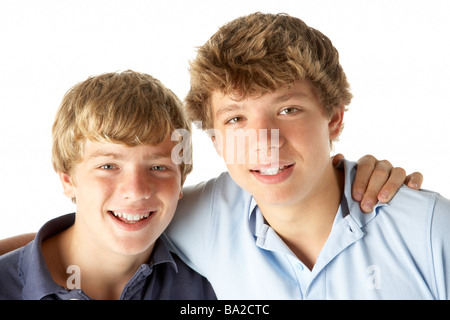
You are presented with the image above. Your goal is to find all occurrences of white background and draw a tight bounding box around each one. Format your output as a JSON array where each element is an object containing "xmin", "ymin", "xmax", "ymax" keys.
[{"xmin": 0, "ymin": 0, "xmax": 449, "ymax": 238}]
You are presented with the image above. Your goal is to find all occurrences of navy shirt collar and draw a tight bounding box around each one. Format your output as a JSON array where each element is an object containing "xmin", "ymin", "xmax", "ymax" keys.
[{"xmin": 21, "ymin": 213, "xmax": 75, "ymax": 299}]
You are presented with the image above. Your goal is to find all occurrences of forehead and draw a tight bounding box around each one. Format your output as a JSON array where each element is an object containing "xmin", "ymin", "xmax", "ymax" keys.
[
  {"xmin": 211, "ymin": 80, "xmax": 318, "ymax": 113},
  {"xmin": 83, "ymin": 137, "xmax": 176, "ymax": 162}
]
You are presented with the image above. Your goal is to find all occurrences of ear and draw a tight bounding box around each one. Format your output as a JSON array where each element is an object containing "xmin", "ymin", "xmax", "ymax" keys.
[
  {"xmin": 58, "ymin": 172, "xmax": 76, "ymax": 199},
  {"xmin": 328, "ymin": 105, "xmax": 345, "ymax": 141}
]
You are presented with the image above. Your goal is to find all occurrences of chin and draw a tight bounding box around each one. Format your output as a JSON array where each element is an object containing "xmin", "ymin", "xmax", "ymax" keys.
[{"xmin": 110, "ymin": 234, "xmax": 156, "ymax": 257}]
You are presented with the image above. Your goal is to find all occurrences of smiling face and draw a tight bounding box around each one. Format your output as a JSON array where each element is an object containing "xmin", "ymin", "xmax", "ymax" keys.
[
  {"xmin": 59, "ymin": 137, "xmax": 182, "ymax": 256},
  {"xmin": 211, "ymin": 80, "xmax": 344, "ymax": 211}
]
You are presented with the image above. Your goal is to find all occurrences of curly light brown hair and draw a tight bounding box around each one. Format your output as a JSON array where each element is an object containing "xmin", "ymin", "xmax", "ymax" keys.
[
  {"xmin": 52, "ymin": 70, "xmax": 192, "ymax": 186},
  {"xmin": 185, "ymin": 12, "xmax": 352, "ymax": 132}
]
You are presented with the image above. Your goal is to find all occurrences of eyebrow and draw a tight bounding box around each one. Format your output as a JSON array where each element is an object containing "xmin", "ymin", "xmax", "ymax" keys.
[
  {"xmin": 88, "ymin": 151, "xmax": 124, "ymax": 161},
  {"xmin": 215, "ymin": 91, "xmax": 310, "ymax": 119},
  {"xmin": 87, "ymin": 150, "xmax": 172, "ymax": 161},
  {"xmin": 214, "ymin": 103, "xmax": 244, "ymax": 119},
  {"xmin": 271, "ymin": 92, "xmax": 308, "ymax": 104}
]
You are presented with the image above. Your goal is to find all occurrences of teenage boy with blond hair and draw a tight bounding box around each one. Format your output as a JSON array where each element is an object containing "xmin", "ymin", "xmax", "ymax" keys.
[
  {"xmin": 166, "ymin": 12, "xmax": 450, "ymax": 299},
  {"xmin": 0, "ymin": 70, "xmax": 216, "ymax": 300}
]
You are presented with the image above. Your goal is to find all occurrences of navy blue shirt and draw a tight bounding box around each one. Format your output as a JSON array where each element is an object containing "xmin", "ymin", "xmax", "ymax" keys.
[{"xmin": 0, "ymin": 213, "xmax": 216, "ymax": 300}]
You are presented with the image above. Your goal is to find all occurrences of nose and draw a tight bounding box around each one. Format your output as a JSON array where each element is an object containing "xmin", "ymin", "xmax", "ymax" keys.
[
  {"xmin": 249, "ymin": 115, "xmax": 282, "ymax": 145},
  {"xmin": 119, "ymin": 169, "xmax": 152, "ymax": 201},
  {"xmin": 248, "ymin": 116, "xmax": 284, "ymax": 164}
]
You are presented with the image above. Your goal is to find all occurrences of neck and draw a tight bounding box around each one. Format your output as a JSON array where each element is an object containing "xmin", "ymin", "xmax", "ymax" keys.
[
  {"xmin": 42, "ymin": 224, "xmax": 153, "ymax": 300},
  {"xmin": 259, "ymin": 163, "xmax": 344, "ymax": 270}
]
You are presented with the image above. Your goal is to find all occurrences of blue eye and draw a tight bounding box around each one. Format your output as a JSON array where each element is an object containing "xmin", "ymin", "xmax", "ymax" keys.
[
  {"xmin": 100, "ymin": 164, "xmax": 116, "ymax": 170},
  {"xmin": 151, "ymin": 166, "xmax": 166, "ymax": 171}
]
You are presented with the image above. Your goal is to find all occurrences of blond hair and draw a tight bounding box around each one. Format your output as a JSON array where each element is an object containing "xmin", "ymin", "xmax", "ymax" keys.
[
  {"xmin": 52, "ymin": 70, "xmax": 192, "ymax": 185},
  {"xmin": 186, "ymin": 12, "xmax": 352, "ymax": 132}
]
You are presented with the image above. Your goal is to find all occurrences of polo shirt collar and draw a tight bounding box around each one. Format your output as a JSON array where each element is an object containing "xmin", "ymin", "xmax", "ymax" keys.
[
  {"xmin": 22, "ymin": 213, "xmax": 75, "ymax": 300},
  {"xmin": 249, "ymin": 198, "xmax": 293, "ymax": 255},
  {"xmin": 150, "ymin": 235, "xmax": 178, "ymax": 273},
  {"xmin": 337, "ymin": 159, "xmax": 389, "ymax": 228}
]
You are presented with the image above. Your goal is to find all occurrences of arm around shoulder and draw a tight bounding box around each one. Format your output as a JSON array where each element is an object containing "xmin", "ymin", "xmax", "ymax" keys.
[{"xmin": 0, "ymin": 233, "xmax": 36, "ymax": 256}]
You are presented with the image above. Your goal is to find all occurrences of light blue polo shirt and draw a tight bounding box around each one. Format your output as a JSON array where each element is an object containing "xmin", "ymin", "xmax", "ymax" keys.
[{"xmin": 166, "ymin": 159, "xmax": 450, "ymax": 299}]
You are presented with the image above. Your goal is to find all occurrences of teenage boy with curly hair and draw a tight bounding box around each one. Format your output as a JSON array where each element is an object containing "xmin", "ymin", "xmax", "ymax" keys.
[{"xmin": 166, "ymin": 12, "xmax": 450, "ymax": 299}]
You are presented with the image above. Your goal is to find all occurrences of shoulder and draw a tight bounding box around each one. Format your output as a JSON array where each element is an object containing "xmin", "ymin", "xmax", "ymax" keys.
[
  {"xmin": 375, "ymin": 186, "xmax": 447, "ymax": 226},
  {"xmin": 150, "ymin": 237, "xmax": 216, "ymax": 299},
  {"xmin": 0, "ymin": 246, "xmax": 27, "ymax": 299},
  {"xmin": 0, "ymin": 246, "xmax": 23, "ymax": 273},
  {"xmin": 426, "ymin": 191, "xmax": 450, "ymax": 239},
  {"xmin": 425, "ymin": 192, "xmax": 450, "ymax": 298},
  {"xmin": 432, "ymin": 191, "xmax": 450, "ymax": 215},
  {"xmin": 384, "ymin": 186, "xmax": 449, "ymax": 218},
  {"xmin": 170, "ymin": 171, "xmax": 250, "ymax": 232},
  {"xmin": 374, "ymin": 187, "xmax": 450, "ymax": 246},
  {"xmin": 166, "ymin": 172, "xmax": 252, "ymax": 268},
  {"xmin": 180, "ymin": 172, "xmax": 244, "ymax": 209},
  {"xmin": 169, "ymin": 252, "xmax": 216, "ymax": 299}
]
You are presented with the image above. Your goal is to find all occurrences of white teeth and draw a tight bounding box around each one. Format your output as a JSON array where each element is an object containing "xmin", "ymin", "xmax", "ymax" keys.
[
  {"xmin": 260, "ymin": 167, "xmax": 280, "ymax": 175},
  {"xmin": 111, "ymin": 211, "xmax": 151, "ymax": 222},
  {"xmin": 259, "ymin": 166, "xmax": 288, "ymax": 176}
]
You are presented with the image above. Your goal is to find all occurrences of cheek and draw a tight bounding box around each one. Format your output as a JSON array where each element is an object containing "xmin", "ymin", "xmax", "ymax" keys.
[
  {"xmin": 74, "ymin": 176, "xmax": 115, "ymax": 206},
  {"xmin": 290, "ymin": 119, "xmax": 330, "ymax": 149},
  {"xmin": 158, "ymin": 180, "xmax": 182, "ymax": 210},
  {"xmin": 281, "ymin": 123, "xmax": 332, "ymax": 171}
]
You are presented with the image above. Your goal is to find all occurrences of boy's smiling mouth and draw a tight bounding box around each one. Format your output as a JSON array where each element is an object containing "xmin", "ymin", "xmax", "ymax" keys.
[
  {"xmin": 108, "ymin": 210, "xmax": 156, "ymax": 224},
  {"xmin": 250, "ymin": 162, "xmax": 295, "ymax": 176},
  {"xmin": 249, "ymin": 162, "xmax": 295, "ymax": 184},
  {"xmin": 255, "ymin": 164, "xmax": 294, "ymax": 176}
]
